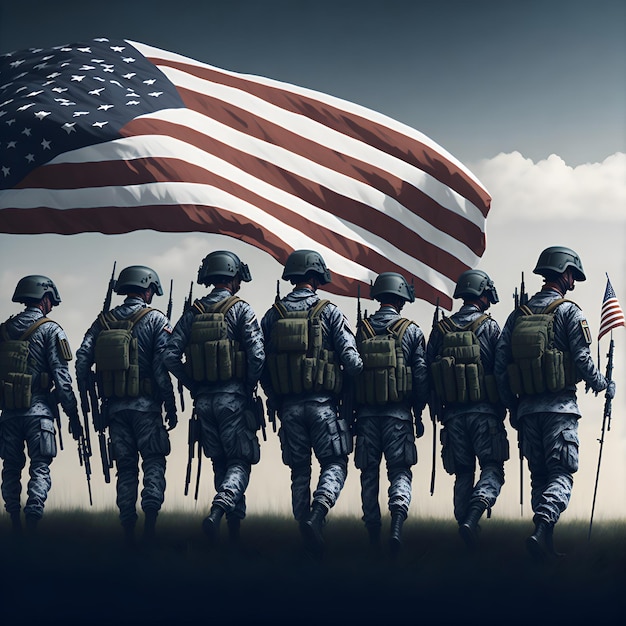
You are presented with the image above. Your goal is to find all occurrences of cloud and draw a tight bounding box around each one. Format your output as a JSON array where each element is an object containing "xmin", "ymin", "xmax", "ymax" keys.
[{"xmin": 471, "ymin": 152, "xmax": 626, "ymax": 222}]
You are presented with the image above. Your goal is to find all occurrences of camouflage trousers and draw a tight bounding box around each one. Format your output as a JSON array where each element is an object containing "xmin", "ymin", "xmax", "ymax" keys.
[
  {"xmin": 278, "ymin": 398, "xmax": 351, "ymax": 522},
  {"xmin": 354, "ymin": 415, "xmax": 416, "ymax": 528},
  {"xmin": 109, "ymin": 409, "xmax": 170, "ymax": 527},
  {"xmin": 0, "ymin": 415, "xmax": 56, "ymax": 520},
  {"xmin": 440, "ymin": 413, "xmax": 509, "ymax": 523},
  {"xmin": 520, "ymin": 411, "xmax": 578, "ymax": 525},
  {"xmin": 195, "ymin": 392, "xmax": 260, "ymax": 520}
]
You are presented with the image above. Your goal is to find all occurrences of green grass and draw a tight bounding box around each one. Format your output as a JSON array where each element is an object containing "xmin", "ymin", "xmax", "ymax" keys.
[{"xmin": 1, "ymin": 512, "xmax": 624, "ymax": 625}]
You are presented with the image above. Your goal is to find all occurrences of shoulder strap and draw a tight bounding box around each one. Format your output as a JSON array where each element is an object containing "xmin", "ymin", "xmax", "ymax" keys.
[
  {"xmin": 21, "ymin": 317, "xmax": 55, "ymax": 340},
  {"xmin": 518, "ymin": 298, "xmax": 573, "ymax": 316},
  {"xmin": 308, "ymin": 299, "xmax": 330, "ymax": 319},
  {"xmin": 192, "ymin": 296, "xmax": 241, "ymax": 316},
  {"xmin": 358, "ymin": 318, "xmax": 376, "ymax": 340},
  {"xmin": 98, "ymin": 307, "xmax": 153, "ymax": 330},
  {"xmin": 388, "ymin": 317, "xmax": 413, "ymax": 340},
  {"xmin": 129, "ymin": 307, "xmax": 154, "ymax": 326}
]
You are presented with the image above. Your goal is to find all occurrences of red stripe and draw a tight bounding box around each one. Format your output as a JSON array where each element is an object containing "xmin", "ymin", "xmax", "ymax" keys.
[
  {"xmin": 0, "ymin": 205, "xmax": 452, "ymax": 307},
  {"xmin": 147, "ymin": 56, "xmax": 491, "ymax": 215}
]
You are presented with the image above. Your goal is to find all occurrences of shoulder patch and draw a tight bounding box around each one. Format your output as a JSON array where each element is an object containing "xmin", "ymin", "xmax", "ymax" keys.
[
  {"xmin": 580, "ymin": 320, "xmax": 592, "ymax": 345},
  {"xmin": 57, "ymin": 336, "xmax": 73, "ymax": 361}
]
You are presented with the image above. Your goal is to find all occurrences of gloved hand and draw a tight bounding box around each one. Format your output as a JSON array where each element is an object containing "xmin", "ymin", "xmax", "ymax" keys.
[
  {"xmin": 69, "ymin": 414, "xmax": 84, "ymax": 441},
  {"xmin": 165, "ymin": 410, "xmax": 178, "ymax": 431},
  {"xmin": 414, "ymin": 416, "xmax": 425, "ymax": 439},
  {"xmin": 605, "ymin": 380, "xmax": 616, "ymax": 400}
]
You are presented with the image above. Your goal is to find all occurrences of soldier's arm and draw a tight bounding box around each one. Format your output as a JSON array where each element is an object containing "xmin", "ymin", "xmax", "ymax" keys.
[
  {"xmin": 149, "ymin": 311, "xmax": 177, "ymax": 415},
  {"xmin": 162, "ymin": 311, "xmax": 196, "ymax": 391},
  {"xmin": 326, "ymin": 304, "xmax": 363, "ymax": 376},
  {"xmin": 47, "ymin": 325, "xmax": 80, "ymax": 423}
]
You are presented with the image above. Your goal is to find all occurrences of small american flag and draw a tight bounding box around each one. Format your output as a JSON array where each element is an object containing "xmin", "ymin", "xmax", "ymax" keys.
[
  {"xmin": 0, "ymin": 38, "xmax": 492, "ymax": 307},
  {"xmin": 598, "ymin": 275, "xmax": 625, "ymax": 341}
]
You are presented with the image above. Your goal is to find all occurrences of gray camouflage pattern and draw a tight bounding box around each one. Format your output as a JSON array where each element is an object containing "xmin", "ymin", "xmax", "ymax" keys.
[
  {"xmin": 0, "ymin": 308, "xmax": 79, "ymax": 520},
  {"xmin": 109, "ymin": 408, "xmax": 170, "ymax": 525}
]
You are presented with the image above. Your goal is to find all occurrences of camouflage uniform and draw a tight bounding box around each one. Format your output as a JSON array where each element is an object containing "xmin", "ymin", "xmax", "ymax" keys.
[
  {"xmin": 0, "ymin": 308, "xmax": 80, "ymax": 526},
  {"xmin": 495, "ymin": 289, "xmax": 608, "ymax": 530},
  {"xmin": 355, "ymin": 306, "xmax": 429, "ymax": 539},
  {"xmin": 76, "ymin": 296, "xmax": 176, "ymax": 532},
  {"xmin": 261, "ymin": 287, "xmax": 363, "ymax": 524},
  {"xmin": 164, "ymin": 288, "xmax": 265, "ymax": 527},
  {"xmin": 427, "ymin": 305, "xmax": 509, "ymax": 525}
]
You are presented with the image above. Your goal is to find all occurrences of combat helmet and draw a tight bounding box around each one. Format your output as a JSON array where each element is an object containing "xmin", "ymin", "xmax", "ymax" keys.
[
  {"xmin": 282, "ymin": 250, "xmax": 331, "ymax": 285},
  {"xmin": 12, "ymin": 275, "xmax": 61, "ymax": 306},
  {"xmin": 533, "ymin": 246, "xmax": 586, "ymax": 281},
  {"xmin": 454, "ymin": 269, "xmax": 499, "ymax": 304},
  {"xmin": 197, "ymin": 251, "xmax": 251, "ymax": 286},
  {"xmin": 371, "ymin": 272, "xmax": 415, "ymax": 303},
  {"xmin": 115, "ymin": 266, "xmax": 164, "ymax": 295}
]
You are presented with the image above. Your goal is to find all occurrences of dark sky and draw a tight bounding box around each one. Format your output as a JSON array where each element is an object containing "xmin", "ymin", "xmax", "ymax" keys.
[{"xmin": 1, "ymin": 0, "xmax": 624, "ymax": 166}]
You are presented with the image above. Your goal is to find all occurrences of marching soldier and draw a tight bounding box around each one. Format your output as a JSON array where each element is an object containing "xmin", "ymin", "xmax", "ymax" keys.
[
  {"xmin": 163, "ymin": 251, "xmax": 265, "ymax": 545},
  {"xmin": 260, "ymin": 250, "xmax": 363, "ymax": 557},
  {"xmin": 0, "ymin": 276, "xmax": 82, "ymax": 534},
  {"xmin": 76, "ymin": 265, "xmax": 177, "ymax": 545},
  {"xmin": 494, "ymin": 247, "xmax": 614, "ymax": 559},
  {"xmin": 353, "ymin": 272, "xmax": 429, "ymax": 556},
  {"xmin": 427, "ymin": 269, "xmax": 508, "ymax": 548}
]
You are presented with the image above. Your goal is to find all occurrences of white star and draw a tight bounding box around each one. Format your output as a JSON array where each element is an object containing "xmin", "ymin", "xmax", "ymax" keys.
[
  {"xmin": 0, "ymin": 99, "xmax": 13, "ymax": 107},
  {"xmin": 25, "ymin": 153, "xmax": 35, "ymax": 163},
  {"xmin": 33, "ymin": 63, "xmax": 48, "ymax": 70},
  {"xmin": 148, "ymin": 92, "xmax": 163, "ymax": 98},
  {"xmin": 2, "ymin": 166, "xmax": 9, "ymax": 177},
  {"xmin": 77, "ymin": 47, "xmax": 92, "ymax": 53},
  {"xmin": 42, "ymin": 55, "xmax": 54, "ymax": 61},
  {"xmin": 34, "ymin": 110, "xmax": 51, "ymax": 120},
  {"xmin": 7, "ymin": 141, "xmax": 16, "ymax": 148},
  {"xmin": 110, "ymin": 46, "xmax": 125, "ymax": 52},
  {"xmin": 71, "ymin": 75, "xmax": 86, "ymax": 82},
  {"xmin": 143, "ymin": 79, "xmax": 156, "ymax": 85},
  {"xmin": 62, "ymin": 122, "xmax": 76, "ymax": 134},
  {"xmin": 22, "ymin": 127, "xmax": 31, "ymax": 136},
  {"xmin": 17, "ymin": 103, "xmax": 36, "ymax": 112},
  {"xmin": 51, "ymin": 87, "xmax": 68, "ymax": 93},
  {"xmin": 41, "ymin": 139, "xmax": 51, "ymax": 149},
  {"xmin": 122, "ymin": 56, "xmax": 136, "ymax": 64},
  {"xmin": 47, "ymin": 72, "xmax": 61, "ymax": 79},
  {"xmin": 15, "ymin": 86, "xmax": 28, "ymax": 94},
  {"xmin": 122, "ymin": 73, "xmax": 136, "ymax": 79},
  {"xmin": 79, "ymin": 65, "xmax": 96, "ymax": 71},
  {"xmin": 98, "ymin": 104, "xmax": 114, "ymax": 111},
  {"xmin": 56, "ymin": 99, "xmax": 76, "ymax": 107},
  {"xmin": 92, "ymin": 121, "xmax": 108, "ymax": 128},
  {"xmin": 26, "ymin": 90, "xmax": 44, "ymax": 98},
  {"xmin": 126, "ymin": 100, "xmax": 140, "ymax": 106},
  {"xmin": 42, "ymin": 81, "xmax": 56, "ymax": 86},
  {"xmin": 89, "ymin": 88, "xmax": 105, "ymax": 96},
  {"xmin": 93, "ymin": 76, "xmax": 106, "ymax": 82},
  {"xmin": 126, "ymin": 91, "xmax": 140, "ymax": 98},
  {"xmin": 94, "ymin": 38, "xmax": 109, "ymax": 43},
  {"xmin": 6, "ymin": 119, "xmax": 16, "ymax": 126},
  {"xmin": 109, "ymin": 80, "xmax": 123, "ymax": 88},
  {"xmin": 102, "ymin": 65, "xmax": 115, "ymax": 73},
  {"xmin": 0, "ymin": 112, "xmax": 5, "ymax": 118},
  {"xmin": 73, "ymin": 111, "xmax": 90, "ymax": 117},
  {"xmin": 10, "ymin": 59, "xmax": 24, "ymax": 68}
]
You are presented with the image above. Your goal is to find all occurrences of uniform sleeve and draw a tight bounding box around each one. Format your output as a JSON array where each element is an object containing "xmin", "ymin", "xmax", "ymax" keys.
[
  {"xmin": 236, "ymin": 302, "xmax": 265, "ymax": 393},
  {"xmin": 406, "ymin": 324, "xmax": 429, "ymax": 413},
  {"xmin": 494, "ymin": 313, "xmax": 518, "ymax": 410},
  {"xmin": 48, "ymin": 325, "xmax": 79, "ymax": 420},
  {"xmin": 163, "ymin": 310, "xmax": 196, "ymax": 392},
  {"xmin": 148, "ymin": 311, "xmax": 177, "ymax": 414},
  {"xmin": 75, "ymin": 319, "xmax": 100, "ymax": 391},
  {"xmin": 325, "ymin": 304, "xmax": 363, "ymax": 376}
]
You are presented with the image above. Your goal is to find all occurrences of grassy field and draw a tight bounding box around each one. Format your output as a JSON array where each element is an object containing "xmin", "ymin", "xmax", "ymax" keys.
[{"xmin": 0, "ymin": 511, "xmax": 624, "ymax": 625}]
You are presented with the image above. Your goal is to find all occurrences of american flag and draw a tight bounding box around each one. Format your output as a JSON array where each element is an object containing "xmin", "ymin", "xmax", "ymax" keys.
[
  {"xmin": 0, "ymin": 38, "xmax": 491, "ymax": 308},
  {"xmin": 598, "ymin": 275, "xmax": 625, "ymax": 341}
]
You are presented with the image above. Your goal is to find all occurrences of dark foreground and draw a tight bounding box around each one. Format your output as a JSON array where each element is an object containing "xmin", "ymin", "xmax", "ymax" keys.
[{"xmin": 0, "ymin": 512, "xmax": 624, "ymax": 625}]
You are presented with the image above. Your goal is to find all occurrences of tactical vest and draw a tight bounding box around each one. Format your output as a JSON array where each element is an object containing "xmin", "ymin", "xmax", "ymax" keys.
[
  {"xmin": 266, "ymin": 299, "xmax": 343, "ymax": 396},
  {"xmin": 0, "ymin": 317, "xmax": 54, "ymax": 410},
  {"xmin": 185, "ymin": 296, "xmax": 246, "ymax": 384},
  {"xmin": 430, "ymin": 314, "xmax": 500, "ymax": 404},
  {"xmin": 355, "ymin": 317, "xmax": 413, "ymax": 405},
  {"xmin": 506, "ymin": 298, "xmax": 578, "ymax": 396},
  {"xmin": 95, "ymin": 308, "xmax": 154, "ymax": 399}
]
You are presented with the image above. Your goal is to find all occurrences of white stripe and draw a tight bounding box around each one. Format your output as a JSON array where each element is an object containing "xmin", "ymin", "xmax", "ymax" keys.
[
  {"xmin": 128, "ymin": 39, "xmax": 489, "ymax": 194},
  {"xmin": 154, "ymin": 64, "xmax": 486, "ymax": 230}
]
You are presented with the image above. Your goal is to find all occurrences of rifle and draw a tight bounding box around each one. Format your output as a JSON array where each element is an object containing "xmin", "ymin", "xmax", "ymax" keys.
[
  {"xmin": 54, "ymin": 389, "xmax": 93, "ymax": 505},
  {"xmin": 177, "ymin": 281, "xmax": 194, "ymax": 414},
  {"xmin": 252, "ymin": 390, "xmax": 267, "ymax": 442},
  {"xmin": 429, "ymin": 298, "xmax": 441, "ymax": 496},
  {"xmin": 166, "ymin": 279, "xmax": 174, "ymax": 321},
  {"xmin": 513, "ymin": 272, "xmax": 528, "ymax": 515},
  {"xmin": 588, "ymin": 334, "xmax": 615, "ymax": 540},
  {"xmin": 184, "ymin": 411, "xmax": 202, "ymax": 497}
]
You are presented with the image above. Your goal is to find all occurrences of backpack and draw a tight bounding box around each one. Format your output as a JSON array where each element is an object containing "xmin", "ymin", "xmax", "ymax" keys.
[
  {"xmin": 95, "ymin": 308, "xmax": 154, "ymax": 398},
  {"xmin": 266, "ymin": 299, "xmax": 342, "ymax": 396},
  {"xmin": 506, "ymin": 298, "xmax": 578, "ymax": 395},
  {"xmin": 185, "ymin": 296, "xmax": 246, "ymax": 384},
  {"xmin": 355, "ymin": 317, "xmax": 413, "ymax": 405},
  {"xmin": 430, "ymin": 314, "xmax": 500, "ymax": 404},
  {"xmin": 0, "ymin": 317, "xmax": 53, "ymax": 410}
]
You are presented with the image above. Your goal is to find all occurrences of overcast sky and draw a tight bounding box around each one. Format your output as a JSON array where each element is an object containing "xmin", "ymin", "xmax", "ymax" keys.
[{"xmin": 0, "ymin": 1, "xmax": 624, "ymax": 522}]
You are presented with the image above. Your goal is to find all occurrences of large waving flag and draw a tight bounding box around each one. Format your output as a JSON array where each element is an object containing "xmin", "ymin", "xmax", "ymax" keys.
[{"xmin": 0, "ymin": 38, "xmax": 491, "ymax": 308}]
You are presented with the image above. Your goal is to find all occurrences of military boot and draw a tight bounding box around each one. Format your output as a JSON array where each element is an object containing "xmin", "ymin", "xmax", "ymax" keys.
[
  {"xmin": 459, "ymin": 500, "xmax": 487, "ymax": 549},
  {"xmin": 143, "ymin": 509, "xmax": 158, "ymax": 544},
  {"xmin": 202, "ymin": 504, "xmax": 225, "ymax": 544},
  {"xmin": 302, "ymin": 501, "xmax": 327, "ymax": 557},
  {"xmin": 526, "ymin": 518, "xmax": 552, "ymax": 561},
  {"xmin": 389, "ymin": 511, "xmax": 406, "ymax": 559},
  {"xmin": 545, "ymin": 524, "xmax": 565, "ymax": 558},
  {"xmin": 10, "ymin": 512, "xmax": 22, "ymax": 536}
]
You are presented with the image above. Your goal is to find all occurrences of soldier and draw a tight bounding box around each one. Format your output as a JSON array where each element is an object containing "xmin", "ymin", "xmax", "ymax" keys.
[
  {"xmin": 76, "ymin": 265, "xmax": 177, "ymax": 545},
  {"xmin": 495, "ymin": 247, "xmax": 615, "ymax": 559},
  {"xmin": 0, "ymin": 276, "xmax": 82, "ymax": 534},
  {"xmin": 260, "ymin": 249, "xmax": 363, "ymax": 557},
  {"xmin": 353, "ymin": 272, "xmax": 429, "ymax": 556},
  {"xmin": 427, "ymin": 269, "xmax": 508, "ymax": 548},
  {"xmin": 163, "ymin": 251, "xmax": 264, "ymax": 545}
]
